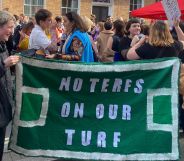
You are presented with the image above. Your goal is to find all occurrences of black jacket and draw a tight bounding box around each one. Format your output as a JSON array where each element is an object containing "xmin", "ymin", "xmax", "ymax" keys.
[{"xmin": 0, "ymin": 42, "xmax": 13, "ymax": 127}]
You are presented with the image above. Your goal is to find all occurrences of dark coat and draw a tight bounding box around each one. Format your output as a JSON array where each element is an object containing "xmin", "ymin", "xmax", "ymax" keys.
[{"xmin": 0, "ymin": 42, "xmax": 13, "ymax": 127}]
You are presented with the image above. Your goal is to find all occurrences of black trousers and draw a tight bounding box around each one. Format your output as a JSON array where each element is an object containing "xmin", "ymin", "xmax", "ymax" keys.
[
  {"xmin": 179, "ymin": 95, "xmax": 184, "ymax": 130},
  {"xmin": 0, "ymin": 127, "xmax": 6, "ymax": 161}
]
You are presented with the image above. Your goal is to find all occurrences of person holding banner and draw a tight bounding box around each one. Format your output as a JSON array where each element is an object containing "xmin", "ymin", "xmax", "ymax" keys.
[
  {"xmin": 0, "ymin": 11, "xmax": 20, "ymax": 161},
  {"xmin": 124, "ymin": 20, "xmax": 184, "ymax": 60}
]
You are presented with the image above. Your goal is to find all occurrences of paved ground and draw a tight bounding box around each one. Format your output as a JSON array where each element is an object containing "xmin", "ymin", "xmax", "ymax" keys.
[
  {"xmin": 2, "ymin": 123, "xmax": 53, "ymax": 161},
  {"xmin": 2, "ymin": 123, "xmax": 184, "ymax": 161}
]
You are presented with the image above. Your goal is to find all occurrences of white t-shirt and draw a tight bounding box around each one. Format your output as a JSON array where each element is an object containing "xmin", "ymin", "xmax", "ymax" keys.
[{"xmin": 29, "ymin": 25, "xmax": 51, "ymax": 50}]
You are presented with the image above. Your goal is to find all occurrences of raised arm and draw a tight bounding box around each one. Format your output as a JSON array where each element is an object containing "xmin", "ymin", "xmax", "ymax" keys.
[
  {"xmin": 126, "ymin": 36, "xmax": 147, "ymax": 60},
  {"xmin": 174, "ymin": 19, "xmax": 184, "ymax": 42}
]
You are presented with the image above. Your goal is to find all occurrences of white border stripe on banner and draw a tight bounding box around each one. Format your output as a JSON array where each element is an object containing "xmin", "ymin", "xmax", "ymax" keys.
[{"xmin": 10, "ymin": 57, "xmax": 180, "ymax": 160}]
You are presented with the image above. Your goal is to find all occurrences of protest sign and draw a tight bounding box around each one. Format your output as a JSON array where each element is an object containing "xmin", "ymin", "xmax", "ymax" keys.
[
  {"xmin": 162, "ymin": 0, "xmax": 181, "ymax": 26},
  {"xmin": 9, "ymin": 57, "xmax": 180, "ymax": 160}
]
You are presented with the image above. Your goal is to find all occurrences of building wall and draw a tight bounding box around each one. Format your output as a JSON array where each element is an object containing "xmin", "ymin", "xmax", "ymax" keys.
[
  {"xmin": 80, "ymin": 0, "xmax": 92, "ymax": 18},
  {"xmin": 113, "ymin": 0, "xmax": 157, "ymax": 20},
  {"xmin": 46, "ymin": 0, "xmax": 61, "ymax": 17},
  {"xmin": 48, "ymin": 0, "xmax": 93, "ymax": 18},
  {"xmin": 3, "ymin": 0, "xmax": 23, "ymax": 15},
  {"xmin": 144, "ymin": 0, "xmax": 156, "ymax": 6},
  {"xmin": 113, "ymin": 0, "xmax": 130, "ymax": 20},
  {"xmin": 1, "ymin": 0, "xmax": 158, "ymax": 20}
]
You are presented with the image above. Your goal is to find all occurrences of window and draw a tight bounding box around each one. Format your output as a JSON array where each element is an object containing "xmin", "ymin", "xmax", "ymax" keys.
[
  {"xmin": 24, "ymin": 0, "xmax": 44, "ymax": 17},
  {"xmin": 92, "ymin": 0, "xmax": 112, "ymax": 22},
  {"xmin": 93, "ymin": 0, "xmax": 110, "ymax": 2},
  {"xmin": 130, "ymin": 0, "xmax": 144, "ymax": 11},
  {"xmin": 61, "ymin": 0, "xmax": 79, "ymax": 15}
]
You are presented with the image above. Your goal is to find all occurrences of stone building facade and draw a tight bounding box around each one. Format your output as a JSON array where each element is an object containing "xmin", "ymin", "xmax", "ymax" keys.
[{"xmin": 0, "ymin": 0, "xmax": 157, "ymax": 21}]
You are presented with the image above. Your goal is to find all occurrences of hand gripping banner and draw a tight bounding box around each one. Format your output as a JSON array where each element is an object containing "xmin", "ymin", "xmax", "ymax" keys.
[{"xmin": 9, "ymin": 56, "xmax": 180, "ymax": 160}]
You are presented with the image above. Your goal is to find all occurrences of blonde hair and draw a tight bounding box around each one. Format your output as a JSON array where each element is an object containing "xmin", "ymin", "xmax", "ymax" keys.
[
  {"xmin": 97, "ymin": 21, "xmax": 104, "ymax": 32},
  {"xmin": 90, "ymin": 14, "xmax": 96, "ymax": 23},
  {"xmin": 81, "ymin": 16, "xmax": 93, "ymax": 32},
  {"xmin": 149, "ymin": 21, "xmax": 174, "ymax": 47}
]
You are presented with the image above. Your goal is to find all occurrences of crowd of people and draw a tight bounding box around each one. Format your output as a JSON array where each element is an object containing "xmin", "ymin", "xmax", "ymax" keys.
[
  {"xmin": 3, "ymin": 9, "xmax": 184, "ymax": 63},
  {"xmin": 0, "ymin": 8, "xmax": 184, "ymax": 161}
]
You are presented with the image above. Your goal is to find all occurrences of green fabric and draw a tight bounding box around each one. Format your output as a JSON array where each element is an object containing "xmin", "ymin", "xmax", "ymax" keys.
[
  {"xmin": 9, "ymin": 56, "xmax": 180, "ymax": 160},
  {"xmin": 20, "ymin": 93, "xmax": 43, "ymax": 121}
]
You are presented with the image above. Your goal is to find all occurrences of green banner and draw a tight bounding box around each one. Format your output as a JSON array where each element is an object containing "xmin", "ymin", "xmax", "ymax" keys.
[{"xmin": 9, "ymin": 56, "xmax": 180, "ymax": 160}]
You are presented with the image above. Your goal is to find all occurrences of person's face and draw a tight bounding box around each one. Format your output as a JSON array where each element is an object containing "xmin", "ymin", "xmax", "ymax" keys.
[
  {"xmin": 19, "ymin": 15, "xmax": 24, "ymax": 22},
  {"xmin": 23, "ymin": 16, "xmax": 29, "ymax": 23},
  {"xmin": 56, "ymin": 21, "xmax": 62, "ymax": 28},
  {"xmin": 40, "ymin": 17, "xmax": 52, "ymax": 30},
  {"xmin": 26, "ymin": 28, "xmax": 33, "ymax": 36},
  {"xmin": 63, "ymin": 16, "xmax": 73, "ymax": 33},
  {"xmin": 109, "ymin": 17, "xmax": 113, "ymax": 23},
  {"xmin": 0, "ymin": 20, "xmax": 14, "ymax": 41},
  {"xmin": 129, "ymin": 23, "xmax": 141, "ymax": 37}
]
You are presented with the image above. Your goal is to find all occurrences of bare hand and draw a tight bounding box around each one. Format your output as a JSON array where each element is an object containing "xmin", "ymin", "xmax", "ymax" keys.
[
  {"xmin": 3, "ymin": 55, "xmax": 20, "ymax": 67},
  {"xmin": 139, "ymin": 35, "xmax": 148, "ymax": 43},
  {"xmin": 173, "ymin": 18, "xmax": 180, "ymax": 28},
  {"xmin": 45, "ymin": 54, "xmax": 56, "ymax": 59},
  {"xmin": 130, "ymin": 35, "xmax": 140, "ymax": 47}
]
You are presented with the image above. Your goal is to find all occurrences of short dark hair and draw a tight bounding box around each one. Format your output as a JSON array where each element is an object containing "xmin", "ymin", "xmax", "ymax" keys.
[
  {"xmin": 13, "ymin": 14, "xmax": 19, "ymax": 21},
  {"xmin": 141, "ymin": 24, "xmax": 150, "ymax": 36},
  {"xmin": 125, "ymin": 18, "xmax": 140, "ymax": 34},
  {"xmin": 55, "ymin": 16, "xmax": 62, "ymax": 23},
  {"xmin": 104, "ymin": 21, "xmax": 112, "ymax": 30},
  {"xmin": 113, "ymin": 20, "xmax": 125, "ymax": 37},
  {"xmin": 35, "ymin": 9, "xmax": 52, "ymax": 25},
  {"xmin": 21, "ymin": 21, "xmax": 34, "ymax": 34}
]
